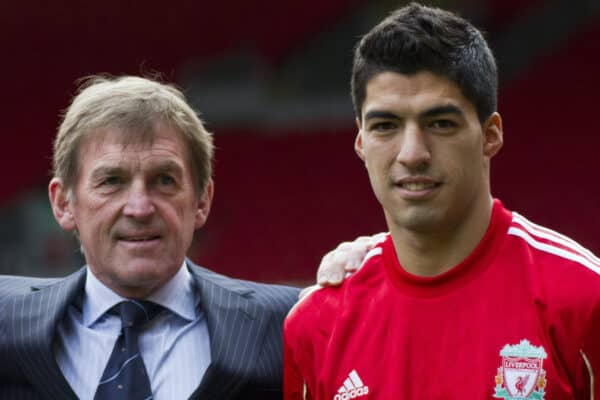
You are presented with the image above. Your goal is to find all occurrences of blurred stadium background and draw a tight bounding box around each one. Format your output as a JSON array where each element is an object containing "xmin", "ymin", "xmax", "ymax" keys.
[{"xmin": 1, "ymin": 0, "xmax": 599, "ymax": 285}]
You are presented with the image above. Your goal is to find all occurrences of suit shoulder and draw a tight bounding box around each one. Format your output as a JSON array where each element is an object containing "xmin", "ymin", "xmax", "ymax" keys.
[
  {"xmin": 238, "ymin": 279, "xmax": 300, "ymax": 319},
  {"xmin": 238, "ymin": 279, "xmax": 299, "ymax": 301},
  {"xmin": 229, "ymin": 278, "xmax": 300, "ymax": 318},
  {"xmin": 0, "ymin": 274, "xmax": 60, "ymax": 300},
  {"xmin": 187, "ymin": 261, "xmax": 299, "ymax": 312}
]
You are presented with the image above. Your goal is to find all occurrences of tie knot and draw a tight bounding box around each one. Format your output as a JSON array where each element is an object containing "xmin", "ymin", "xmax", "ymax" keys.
[{"xmin": 117, "ymin": 300, "xmax": 163, "ymax": 329}]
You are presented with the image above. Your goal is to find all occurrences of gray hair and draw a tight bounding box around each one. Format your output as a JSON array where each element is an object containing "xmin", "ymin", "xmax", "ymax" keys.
[{"xmin": 53, "ymin": 75, "xmax": 214, "ymax": 195}]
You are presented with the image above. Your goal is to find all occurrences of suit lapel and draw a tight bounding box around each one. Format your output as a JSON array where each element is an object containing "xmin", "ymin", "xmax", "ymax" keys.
[
  {"xmin": 188, "ymin": 263, "xmax": 271, "ymax": 399},
  {"xmin": 4, "ymin": 268, "xmax": 85, "ymax": 400}
]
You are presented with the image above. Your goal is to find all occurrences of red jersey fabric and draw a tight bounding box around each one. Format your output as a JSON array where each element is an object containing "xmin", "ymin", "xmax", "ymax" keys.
[{"xmin": 284, "ymin": 200, "xmax": 600, "ymax": 399}]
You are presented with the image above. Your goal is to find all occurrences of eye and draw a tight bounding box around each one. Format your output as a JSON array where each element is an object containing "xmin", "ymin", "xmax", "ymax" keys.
[
  {"xmin": 429, "ymin": 119, "xmax": 457, "ymax": 130},
  {"xmin": 101, "ymin": 176, "xmax": 123, "ymax": 186},
  {"xmin": 157, "ymin": 174, "xmax": 176, "ymax": 186},
  {"xmin": 369, "ymin": 121, "xmax": 397, "ymax": 133}
]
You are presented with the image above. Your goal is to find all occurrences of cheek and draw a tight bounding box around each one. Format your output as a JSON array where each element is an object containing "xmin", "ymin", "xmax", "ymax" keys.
[
  {"xmin": 73, "ymin": 192, "xmax": 113, "ymax": 217},
  {"xmin": 81, "ymin": 203, "xmax": 115, "ymax": 224},
  {"xmin": 365, "ymin": 159, "xmax": 385, "ymax": 187},
  {"xmin": 365, "ymin": 146, "xmax": 393, "ymax": 173},
  {"xmin": 161, "ymin": 201, "xmax": 195, "ymax": 230},
  {"xmin": 450, "ymin": 146, "xmax": 485, "ymax": 188}
]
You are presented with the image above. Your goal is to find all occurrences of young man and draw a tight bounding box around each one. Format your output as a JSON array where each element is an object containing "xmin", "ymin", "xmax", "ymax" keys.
[{"xmin": 284, "ymin": 3, "xmax": 600, "ymax": 399}]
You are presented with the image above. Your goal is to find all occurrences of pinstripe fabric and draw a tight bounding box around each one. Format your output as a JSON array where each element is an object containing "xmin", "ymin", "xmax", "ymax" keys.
[
  {"xmin": 0, "ymin": 261, "xmax": 299, "ymax": 400},
  {"xmin": 0, "ymin": 268, "xmax": 85, "ymax": 400},
  {"xmin": 188, "ymin": 264, "xmax": 299, "ymax": 399}
]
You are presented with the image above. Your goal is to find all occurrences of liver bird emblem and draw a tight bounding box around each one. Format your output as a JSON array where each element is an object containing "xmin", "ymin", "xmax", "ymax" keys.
[{"xmin": 515, "ymin": 375, "xmax": 530, "ymax": 395}]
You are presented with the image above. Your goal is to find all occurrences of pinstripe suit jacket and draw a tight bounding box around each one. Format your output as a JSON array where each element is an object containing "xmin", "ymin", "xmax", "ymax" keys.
[{"xmin": 0, "ymin": 261, "xmax": 299, "ymax": 399}]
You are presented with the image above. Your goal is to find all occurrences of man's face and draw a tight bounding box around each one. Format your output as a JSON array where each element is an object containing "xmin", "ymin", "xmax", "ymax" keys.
[
  {"xmin": 49, "ymin": 124, "xmax": 213, "ymax": 298},
  {"xmin": 355, "ymin": 71, "xmax": 502, "ymax": 235}
]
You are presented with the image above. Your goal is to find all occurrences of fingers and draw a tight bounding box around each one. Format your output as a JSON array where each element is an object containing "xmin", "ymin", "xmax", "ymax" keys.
[
  {"xmin": 315, "ymin": 233, "xmax": 387, "ymax": 287},
  {"xmin": 316, "ymin": 241, "xmax": 367, "ymax": 286},
  {"xmin": 317, "ymin": 252, "xmax": 344, "ymax": 286}
]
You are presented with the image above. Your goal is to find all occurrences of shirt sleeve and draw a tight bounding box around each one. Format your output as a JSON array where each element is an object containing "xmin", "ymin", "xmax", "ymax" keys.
[
  {"xmin": 283, "ymin": 332, "xmax": 312, "ymax": 400},
  {"xmin": 283, "ymin": 320, "xmax": 312, "ymax": 400}
]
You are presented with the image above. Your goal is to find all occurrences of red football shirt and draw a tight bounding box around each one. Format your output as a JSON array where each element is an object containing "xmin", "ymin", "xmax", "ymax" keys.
[{"xmin": 284, "ymin": 200, "xmax": 600, "ymax": 399}]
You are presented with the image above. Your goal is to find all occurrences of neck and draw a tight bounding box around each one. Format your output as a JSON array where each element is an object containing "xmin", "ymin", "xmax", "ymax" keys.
[{"xmin": 389, "ymin": 196, "xmax": 494, "ymax": 277}]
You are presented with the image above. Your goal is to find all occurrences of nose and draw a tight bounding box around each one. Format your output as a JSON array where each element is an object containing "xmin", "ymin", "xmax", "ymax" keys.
[
  {"xmin": 123, "ymin": 180, "xmax": 155, "ymax": 219},
  {"xmin": 396, "ymin": 123, "xmax": 431, "ymax": 170}
]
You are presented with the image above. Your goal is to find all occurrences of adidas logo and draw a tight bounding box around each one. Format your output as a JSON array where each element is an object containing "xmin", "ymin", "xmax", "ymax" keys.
[{"xmin": 333, "ymin": 370, "xmax": 369, "ymax": 400}]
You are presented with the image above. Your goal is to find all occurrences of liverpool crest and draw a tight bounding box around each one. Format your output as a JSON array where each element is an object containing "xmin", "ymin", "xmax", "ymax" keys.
[{"xmin": 493, "ymin": 339, "xmax": 547, "ymax": 400}]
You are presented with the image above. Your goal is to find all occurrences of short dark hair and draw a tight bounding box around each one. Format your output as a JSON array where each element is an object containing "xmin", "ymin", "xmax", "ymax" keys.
[{"xmin": 351, "ymin": 2, "xmax": 497, "ymax": 123}]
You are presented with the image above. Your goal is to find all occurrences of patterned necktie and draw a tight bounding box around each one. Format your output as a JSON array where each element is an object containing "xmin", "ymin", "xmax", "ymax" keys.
[{"xmin": 94, "ymin": 300, "xmax": 163, "ymax": 400}]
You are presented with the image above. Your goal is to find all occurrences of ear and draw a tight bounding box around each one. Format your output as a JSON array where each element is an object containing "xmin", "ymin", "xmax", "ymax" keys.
[
  {"xmin": 48, "ymin": 178, "xmax": 77, "ymax": 231},
  {"xmin": 194, "ymin": 178, "xmax": 214, "ymax": 229},
  {"xmin": 482, "ymin": 112, "xmax": 504, "ymax": 159},
  {"xmin": 354, "ymin": 117, "xmax": 366, "ymax": 162}
]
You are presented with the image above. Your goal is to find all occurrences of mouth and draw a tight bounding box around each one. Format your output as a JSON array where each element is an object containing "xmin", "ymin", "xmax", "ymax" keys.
[
  {"xmin": 116, "ymin": 234, "xmax": 162, "ymax": 243},
  {"xmin": 123, "ymin": 236, "xmax": 160, "ymax": 241},
  {"xmin": 393, "ymin": 177, "xmax": 442, "ymax": 198},
  {"xmin": 397, "ymin": 181, "xmax": 440, "ymax": 192}
]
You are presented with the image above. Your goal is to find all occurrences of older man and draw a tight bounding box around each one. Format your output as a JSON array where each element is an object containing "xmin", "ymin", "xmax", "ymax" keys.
[{"xmin": 0, "ymin": 76, "xmax": 301, "ymax": 400}]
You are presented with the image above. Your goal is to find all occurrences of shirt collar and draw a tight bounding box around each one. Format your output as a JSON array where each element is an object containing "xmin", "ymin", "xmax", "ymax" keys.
[{"xmin": 82, "ymin": 262, "xmax": 198, "ymax": 327}]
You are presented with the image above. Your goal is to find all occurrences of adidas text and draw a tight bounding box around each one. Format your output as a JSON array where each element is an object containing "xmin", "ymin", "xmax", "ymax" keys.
[{"xmin": 334, "ymin": 386, "xmax": 369, "ymax": 400}]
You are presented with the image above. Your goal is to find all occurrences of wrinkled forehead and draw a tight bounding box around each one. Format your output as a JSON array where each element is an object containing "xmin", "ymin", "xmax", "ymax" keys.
[
  {"xmin": 80, "ymin": 119, "xmax": 186, "ymax": 153},
  {"xmin": 89, "ymin": 118, "xmax": 159, "ymax": 144},
  {"xmin": 75, "ymin": 122, "xmax": 193, "ymax": 177}
]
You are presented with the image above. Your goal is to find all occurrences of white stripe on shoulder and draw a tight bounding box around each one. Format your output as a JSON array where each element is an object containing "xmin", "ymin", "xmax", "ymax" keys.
[
  {"xmin": 513, "ymin": 212, "xmax": 600, "ymax": 265},
  {"xmin": 286, "ymin": 284, "xmax": 323, "ymax": 317},
  {"xmin": 512, "ymin": 212, "xmax": 600, "ymax": 267},
  {"xmin": 354, "ymin": 232, "xmax": 388, "ymax": 273},
  {"xmin": 362, "ymin": 247, "xmax": 382, "ymax": 265},
  {"xmin": 508, "ymin": 226, "xmax": 600, "ymax": 275},
  {"xmin": 349, "ymin": 244, "xmax": 385, "ymax": 281}
]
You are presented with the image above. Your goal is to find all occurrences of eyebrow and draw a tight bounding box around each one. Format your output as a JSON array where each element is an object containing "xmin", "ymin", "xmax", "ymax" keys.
[
  {"xmin": 420, "ymin": 104, "xmax": 464, "ymax": 119},
  {"xmin": 363, "ymin": 110, "xmax": 401, "ymax": 121},
  {"xmin": 90, "ymin": 160, "xmax": 184, "ymax": 180},
  {"xmin": 90, "ymin": 166, "xmax": 125, "ymax": 180},
  {"xmin": 363, "ymin": 104, "xmax": 464, "ymax": 122},
  {"xmin": 154, "ymin": 160, "xmax": 184, "ymax": 176}
]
